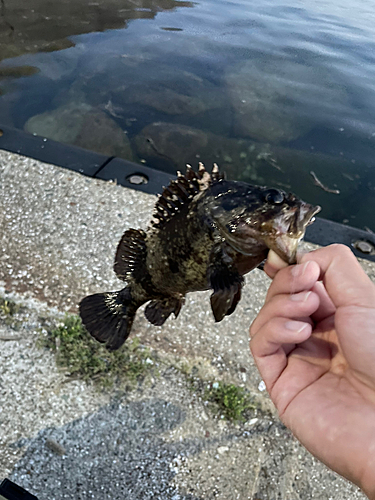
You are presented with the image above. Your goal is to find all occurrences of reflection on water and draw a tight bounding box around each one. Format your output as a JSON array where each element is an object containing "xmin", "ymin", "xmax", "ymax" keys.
[
  {"xmin": 0, "ymin": 0, "xmax": 193, "ymax": 58},
  {"xmin": 0, "ymin": 0, "xmax": 375, "ymax": 230}
]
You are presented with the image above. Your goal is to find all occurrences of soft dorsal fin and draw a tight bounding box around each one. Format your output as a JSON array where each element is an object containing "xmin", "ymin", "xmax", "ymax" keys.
[
  {"xmin": 152, "ymin": 163, "xmax": 224, "ymax": 228},
  {"xmin": 114, "ymin": 228, "xmax": 147, "ymax": 282}
]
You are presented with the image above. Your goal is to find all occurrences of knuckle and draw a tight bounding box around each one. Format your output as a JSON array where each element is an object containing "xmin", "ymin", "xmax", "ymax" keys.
[
  {"xmin": 268, "ymin": 316, "xmax": 282, "ymax": 331},
  {"xmin": 329, "ymin": 243, "xmax": 352, "ymax": 256}
]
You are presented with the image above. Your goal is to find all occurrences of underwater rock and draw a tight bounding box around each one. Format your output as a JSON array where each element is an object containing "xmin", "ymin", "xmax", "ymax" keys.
[
  {"xmin": 74, "ymin": 61, "xmax": 226, "ymax": 124},
  {"xmin": 24, "ymin": 101, "xmax": 135, "ymax": 160},
  {"xmin": 133, "ymin": 122, "xmax": 270, "ymax": 179},
  {"xmin": 122, "ymin": 74, "xmax": 225, "ymax": 116},
  {"xmin": 133, "ymin": 122, "xmax": 210, "ymax": 172},
  {"xmin": 0, "ymin": 66, "xmax": 40, "ymax": 78},
  {"xmin": 225, "ymin": 59, "xmax": 349, "ymax": 144},
  {"xmin": 132, "ymin": 120, "xmax": 374, "ymax": 228}
]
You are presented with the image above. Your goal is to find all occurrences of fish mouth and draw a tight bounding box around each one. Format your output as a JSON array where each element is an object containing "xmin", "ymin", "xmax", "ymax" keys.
[
  {"xmin": 216, "ymin": 200, "xmax": 320, "ymax": 264},
  {"xmin": 264, "ymin": 202, "xmax": 321, "ymax": 264},
  {"xmin": 268, "ymin": 233, "xmax": 303, "ymax": 264}
]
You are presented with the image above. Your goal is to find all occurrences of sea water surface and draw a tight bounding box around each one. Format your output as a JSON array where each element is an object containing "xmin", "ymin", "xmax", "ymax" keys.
[{"xmin": 0, "ymin": 0, "xmax": 375, "ymax": 229}]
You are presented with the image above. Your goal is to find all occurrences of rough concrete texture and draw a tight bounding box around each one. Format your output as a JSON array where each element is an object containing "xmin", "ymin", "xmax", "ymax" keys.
[{"xmin": 0, "ymin": 150, "xmax": 373, "ymax": 499}]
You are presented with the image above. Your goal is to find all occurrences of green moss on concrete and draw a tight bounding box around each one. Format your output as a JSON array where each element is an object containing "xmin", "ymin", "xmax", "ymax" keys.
[
  {"xmin": 40, "ymin": 315, "xmax": 257, "ymax": 420},
  {"xmin": 186, "ymin": 369, "xmax": 256, "ymax": 422},
  {"xmin": 0, "ymin": 297, "xmax": 20, "ymax": 317},
  {"xmin": 0, "ymin": 297, "xmax": 21, "ymax": 327},
  {"xmin": 204, "ymin": 381, "xmax": 256, "ymax": 421},
  {"xmin": 40, "ymin": 315, "xmax": 155, "ymax": 387}
]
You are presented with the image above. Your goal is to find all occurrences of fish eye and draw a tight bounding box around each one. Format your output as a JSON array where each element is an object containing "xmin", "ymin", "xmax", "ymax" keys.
[{"xmin": 263, "ymin": 188, "xmax": 284, "ymax": 204}]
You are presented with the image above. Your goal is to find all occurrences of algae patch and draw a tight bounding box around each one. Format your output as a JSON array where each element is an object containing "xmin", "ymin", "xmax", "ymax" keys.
[
  {"xmin": 0, "ymin": 297, "xmax": 20, "ymax": 317},
  {"xmin": 39, "ymin": 314, "xmax": 256, "ymax": 421},
  {"xmin": 204, "ymin": 380, "xmax": 256, "ymax": 421},
  {"xmin": 186, "ymin": 370, "xmax": 256, "ymax": 422},
  {"xmin": 40, "ymin": 315, "xmax": 155, "ymax": 387},
  {"xmin": 0, "ymin": 297, "xmax": 21, "ymax": 327}
]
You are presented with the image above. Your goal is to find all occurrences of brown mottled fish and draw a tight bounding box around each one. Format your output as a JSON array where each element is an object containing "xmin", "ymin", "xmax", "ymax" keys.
[{"xmin": 79, "ymin": 164, "xmax": 320, "ymax": 350}]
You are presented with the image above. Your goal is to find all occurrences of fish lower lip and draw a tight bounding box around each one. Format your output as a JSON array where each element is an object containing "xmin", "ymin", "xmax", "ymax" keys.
[
  {"xmin": 273, "ymin": 234, "xmax": 301, "ymax": 264},
  {"xmin": 265, "ymin": 205, "xmax": 320, "ymax": 263}
]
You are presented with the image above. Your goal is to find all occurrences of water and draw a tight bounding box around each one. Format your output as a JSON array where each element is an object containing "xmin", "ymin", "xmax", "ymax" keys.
[{"xmin": 0, "ymin": 0, "xmax": 375, "ymax": 230}]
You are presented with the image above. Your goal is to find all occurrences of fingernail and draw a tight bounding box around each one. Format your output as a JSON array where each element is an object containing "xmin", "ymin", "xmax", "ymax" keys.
[
  {"xmin": 285, "ymin": 320, "xmax": 308, "ymax": 333},
  {"xmin": 291, "ymin": 261, "xmax": 311, "ymax": 277},
  {"xmin": 290, "ymin": 291, "xmax": 311, "ymax": 302}
]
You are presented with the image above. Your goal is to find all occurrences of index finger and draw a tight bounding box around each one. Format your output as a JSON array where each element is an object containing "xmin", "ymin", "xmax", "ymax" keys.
[
  {"xmin": 299, "ymin": 244, "xmax": 375, "ymax": 309},
  {"xmin": 264, "ymin": 260, "xmax": 320, "ymax": 303}
]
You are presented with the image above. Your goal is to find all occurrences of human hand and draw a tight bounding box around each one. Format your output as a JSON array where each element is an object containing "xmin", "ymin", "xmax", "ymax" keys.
[{"xmin": 250, "ymin": 244, "xmax": 375, "ymax": 498}]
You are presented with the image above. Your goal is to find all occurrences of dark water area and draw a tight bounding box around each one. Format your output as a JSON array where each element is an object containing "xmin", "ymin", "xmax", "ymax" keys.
[{"xmin": 0, "ymin": 0, "xmax": 375, "ymax": 230}]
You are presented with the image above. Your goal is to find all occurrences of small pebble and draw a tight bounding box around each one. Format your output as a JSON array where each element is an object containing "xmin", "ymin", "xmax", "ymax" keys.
[
  {"xmin": 217, "ymin": 446, "xmax": 229, "ymax": 454},
  {"xmin": 258, "ymin": 380, "xmax": 266, "ymax": 392},
  {"xmin": 45, "ymin": 438, "xmax": 66, "ymax": 456}
]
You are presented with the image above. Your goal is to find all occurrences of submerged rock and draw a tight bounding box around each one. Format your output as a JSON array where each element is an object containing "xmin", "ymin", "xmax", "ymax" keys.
[
  {"xmin": 122, "ymin": 73, "xmax": 225, "ymax": 116},
  {"xmin": 75, "ymin": 60, "xmax": 227, "ymax": 126},
  {"xmin": 133, "ymin": 122, "xmax": 209, "ymax": 171},
  {"xmin": 24, "ymin": 102, "xmax": 135, "ymax": 160},
  {"xmin": 132, "ymin": 120, "xmax": 373, "ymax": 227},
  {"xmin": 0, "ymin": 66, "xmax": 40, "ymax": 78},
  {"xmin": 133, "ymin": 121, "xmax": 262, "ymax": 178},
  {"xmin": 225, "ymin": 59, "xmax": 349, "ymax": 144}
]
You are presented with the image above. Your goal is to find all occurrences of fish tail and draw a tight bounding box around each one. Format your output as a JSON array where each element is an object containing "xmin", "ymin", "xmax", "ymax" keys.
[{"xmin": 79, "ymin": 287, "xmax": 139, "ymax": 351}]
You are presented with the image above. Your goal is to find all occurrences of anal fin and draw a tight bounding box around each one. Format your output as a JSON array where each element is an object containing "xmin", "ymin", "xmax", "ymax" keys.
[
  {"xmin": 144, "ymin": 296, "xmax": 183, "ymax": 326},
  {"xmin": 210, "ymin": 280, "xmax": 243, "ymax": 322}
]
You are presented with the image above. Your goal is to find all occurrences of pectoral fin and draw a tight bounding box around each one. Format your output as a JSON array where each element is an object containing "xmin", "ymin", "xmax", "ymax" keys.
[
  {"xmin": 210, "ymin": 280, "xmax": 243, "ymax": 322},
  {"xmin": 208, "ymin": 244, "xmax": 244, "ymax": 322}
]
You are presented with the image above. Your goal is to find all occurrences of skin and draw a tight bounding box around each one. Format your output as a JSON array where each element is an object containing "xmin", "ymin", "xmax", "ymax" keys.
[{"xmin": 250, "ymin": 244, "xmax": 375, "ymax": 498}]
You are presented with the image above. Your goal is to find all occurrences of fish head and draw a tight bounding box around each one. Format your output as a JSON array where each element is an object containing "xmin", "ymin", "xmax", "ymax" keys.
[{"xmin": 208, "ymin": 181, "xmax": 321, "ymax": 264}]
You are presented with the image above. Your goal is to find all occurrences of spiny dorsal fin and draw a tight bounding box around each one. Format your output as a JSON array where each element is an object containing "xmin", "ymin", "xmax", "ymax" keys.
[
  {"xmin": 114, "ymin": 228, "xmax": 147, "ymax": 281},
  {"xmin": 211, "ymin": 163, "xmax": 225, "ymax": 182},
  {"xmin": 152, "ymin": 163, "xmax": 224, "ymax": 228}
]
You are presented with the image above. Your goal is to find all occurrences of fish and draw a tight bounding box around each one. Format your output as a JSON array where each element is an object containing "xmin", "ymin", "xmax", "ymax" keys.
[{"xmin": 79, "ymin": 163, "xmax": 320, "ymax": 350}]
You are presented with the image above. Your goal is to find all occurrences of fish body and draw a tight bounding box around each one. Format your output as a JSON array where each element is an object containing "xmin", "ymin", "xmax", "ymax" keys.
[{"xmin": 80, "ymin": 164, "xmax": 320, "ymax": 350}]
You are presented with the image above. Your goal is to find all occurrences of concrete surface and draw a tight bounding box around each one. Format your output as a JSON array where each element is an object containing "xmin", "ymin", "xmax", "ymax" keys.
[{"xmin": 0, "ymin": 150, "xmax": 373, "ymax": 499}]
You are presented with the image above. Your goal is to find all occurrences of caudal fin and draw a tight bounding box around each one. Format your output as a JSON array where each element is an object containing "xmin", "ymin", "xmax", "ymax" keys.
[{"xmin": 79, "ymin": 288, "xmax": 137, "ymax": 350}]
